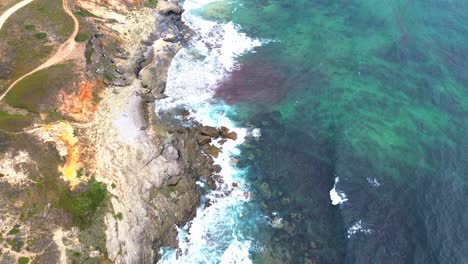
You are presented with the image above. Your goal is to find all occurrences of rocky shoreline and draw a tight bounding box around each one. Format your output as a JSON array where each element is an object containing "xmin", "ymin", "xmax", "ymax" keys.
[{"xmin": 89, "ymin": 1, "xmax": 237, "ymax": 263}]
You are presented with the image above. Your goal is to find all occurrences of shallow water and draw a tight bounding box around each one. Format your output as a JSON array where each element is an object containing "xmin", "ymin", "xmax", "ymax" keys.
[{"xmin": 159, "ymin": 0, "xmax": 468, "ymax": 263}]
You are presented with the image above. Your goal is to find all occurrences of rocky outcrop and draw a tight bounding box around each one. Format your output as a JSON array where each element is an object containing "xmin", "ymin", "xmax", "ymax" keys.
[
  {"xmin": 139, "ymin": 39, "xmax": 180, "ymax": 98},
  {"xmin": 199, "ymin": 125, "xmax": 220, "ymax": 138},
  {"xmin": 156, "ymin": 0, "xmax": 183, "ymax": 15},
  {"xmin": 87, "ymin": 0, "xmax": 213, "ymax": 263},
  {"xmin": 138, "ymin": 7, "xmax": 191, "ymax": 105}
]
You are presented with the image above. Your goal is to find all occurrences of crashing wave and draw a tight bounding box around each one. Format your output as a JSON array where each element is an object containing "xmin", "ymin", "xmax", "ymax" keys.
[
  {"xmin": 330, "ymin": 177, "xmax": 348, "ymax": 205},
  {"xmin": 366, "ymin": 177, "xmax": 381, "ymax": 187},
  {"xmin": 347, "ymin": 219, "xmax": 372, "ymax": 238}
]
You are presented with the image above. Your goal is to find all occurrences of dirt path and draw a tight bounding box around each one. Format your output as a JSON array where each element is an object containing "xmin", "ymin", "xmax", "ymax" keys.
[
  {"xmin": 0, "ymin": 0, "xmax": 79, "ymax": 102},
  {"xmin": 0, "ymin": 0, "xmax": 35, "ymax": 31}
]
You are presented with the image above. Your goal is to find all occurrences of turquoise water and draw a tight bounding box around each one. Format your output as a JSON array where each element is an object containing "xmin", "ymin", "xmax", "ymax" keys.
[{"xmin": 161, "ymin": 0, "xmax": 468, "ymax": 263}]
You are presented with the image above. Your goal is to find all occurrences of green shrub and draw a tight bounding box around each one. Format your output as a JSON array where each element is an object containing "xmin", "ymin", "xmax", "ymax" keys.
[
  {"xmin": 18, "ymin": 257, "xmax": 30, "ymax": 264},
  {"xmin": 76, "ymin": 168, "xmax": 84, "ymax": 178},
  {"xmin": 8, "ymin": 226, "xmax": 20, "ymax": 235},
  {"xmin": 9, "ymin": 237, "xmax": 23, "ymax": 252},
  {"xmin": 35, "ymin": 32, "xmax": 47, "ymax": 40},
  {"xmin": 144, "ymin": 0, "xmax": 158, "ymax": 8},
  {"xmin": 115, "ymin": 212, "xmax": 123, "ymax": 220},
  {"xmin": 58, "ymin": 178, "xmax": 107, "ymax": 227},
  {"xmin": 24, "ymin": 24, "xmax": 35, "ymax": 31},
  {"xmin": 74, "ymin": 33, "xmax": 89, "ymax": 42}
]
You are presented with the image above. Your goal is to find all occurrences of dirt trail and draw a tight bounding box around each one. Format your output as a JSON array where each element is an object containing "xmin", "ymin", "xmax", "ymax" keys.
[
  {"xmin": 0, "ymin": 0, "xmax": 79, "ymax": 102},
  {"xmin": 0, "ymin": 0, "xmax": 35, "ymax": 31}
]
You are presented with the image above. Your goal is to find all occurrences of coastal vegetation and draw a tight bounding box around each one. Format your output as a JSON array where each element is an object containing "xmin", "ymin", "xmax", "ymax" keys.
[
  {"xmin": 24, "ymin": 24, "xmax": 34, "ymax": 30},
  {"xmin": 74, "ymin": 32, "xmax": 89, "ymax": 42},
  {"xmin": 18, "ymin": 257, "xmax": 30, "ymax": 264},
  {"xmin": 144, "ymin": 0, "xmax": 158, "ymax": 8},
  {"xmin": 58, "ymin": 179, "xmax": 108, "ymax": 228},
  {"xmin": 4, "ymin": 63, "xmax": 74, "ymax": 113},
  {"xmin": 34, "ymin": 31, "xmax": 47, "ymax": 39}
]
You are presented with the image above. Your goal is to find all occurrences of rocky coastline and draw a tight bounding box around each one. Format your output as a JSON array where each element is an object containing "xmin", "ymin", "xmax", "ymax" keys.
[{"xmin": 88, "ymin": 0, "xmax": 237, "ymax": 263}]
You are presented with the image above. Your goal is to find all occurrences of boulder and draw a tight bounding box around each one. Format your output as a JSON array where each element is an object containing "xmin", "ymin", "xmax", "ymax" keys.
[
  {"xmin": 225, "ymin": 131, "xmax": 238, "ymax": 140},
  {"xmin": 220, "ymin": 126, "xmax": 229, "ymax": 137},
  {"xmin": 219, "ymin": 126, "xmax": 237, "ymax": 140},
  {"xmin": 204, "ymin": 198, "xmax": 213, "ymax": 208},
  {"xmin": 212, "ymin": 164, "xmax": 222, "ymax": 173},
  {"xmin": 212, "ymin": 174, "xmax": 224, "ymax": 184},
  {"xmin": 156, "ymin": 1, "xmax": 182, "ymax": 15},
  {"xmin": 206, "ymin": 178, "xmax": 217, "ymax": 190},
  {"xmin": 199, "ymin": 126, "xmax": 219, "ymax": 137},
  {"xmin": 203, "ymin": 144, "xmax": 220, "ymax": 158},
  {"xmin": 271, "ymin": 217, "xmax": 284, "ymax": 229},
  {"xmin": 196, "ymin": 134, "xmax": 212, "ymax": 145},
  {"xmin": 163, "ymin": 33, "xmax": 178, "ymax": 42},
  {"xmin": 162, "ymin": 145, "xmax": 179, "ymax": 160}
]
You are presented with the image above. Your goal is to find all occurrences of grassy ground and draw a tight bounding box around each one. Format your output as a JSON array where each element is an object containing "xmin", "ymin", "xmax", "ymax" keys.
[
  {"xmin": 0, "ymin": 111, "xmax": 33, "ymax": 132},
  {"xmin": 0, "ymin": 0, "xmax": 73, "ymax": 93},
  {"xmin": 0, "ymin": 0, "xmax": 22, "ymax": 14},
  {"xmin": 4, "ymin": 63, "xmax": 74, "ymax": 113}
]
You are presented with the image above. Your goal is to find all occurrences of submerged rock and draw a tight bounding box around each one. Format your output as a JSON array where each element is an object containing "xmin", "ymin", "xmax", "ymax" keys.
[
  {"xmin": 225, "ymin": 131, "xmax": 238, "ymax": 140},
  {"xmin": 271, "ymin": 216, "xmax": 284, "ymax": 229}
]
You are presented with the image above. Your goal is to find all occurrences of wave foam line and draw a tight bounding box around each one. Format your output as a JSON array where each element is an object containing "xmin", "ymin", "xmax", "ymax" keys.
[{"xmin": 157, "ymin": 0, "xmax": 265, "ymax": 262}]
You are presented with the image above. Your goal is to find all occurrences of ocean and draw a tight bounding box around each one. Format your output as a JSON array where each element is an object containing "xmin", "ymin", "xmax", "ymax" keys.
[{"xmin": 158, "ymin": 0, "xmax": 468, "ymax": 263}]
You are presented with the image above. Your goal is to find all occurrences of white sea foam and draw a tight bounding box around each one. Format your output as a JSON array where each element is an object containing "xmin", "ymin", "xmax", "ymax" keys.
[
  {"xmin": 367, "ymin": 177, "xmax": 381, "ymax": 187},
  {"xmin": 250, "ymin": 128, "xmax": 261, "ymax": 138},
  {"xmin": 155, "ymin": 0, "xmax": 262, "ymax": 112},
  {"xmin": 347, "ymin": 219, "xmax": 372, "ymax": 238},
  {"xmin": 330, "ymin": 177, "xmax": 348, "ymax": 205},
  {"xmin": 220, "ymin": 239, "xmax": 252, "ymax": 264}
]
